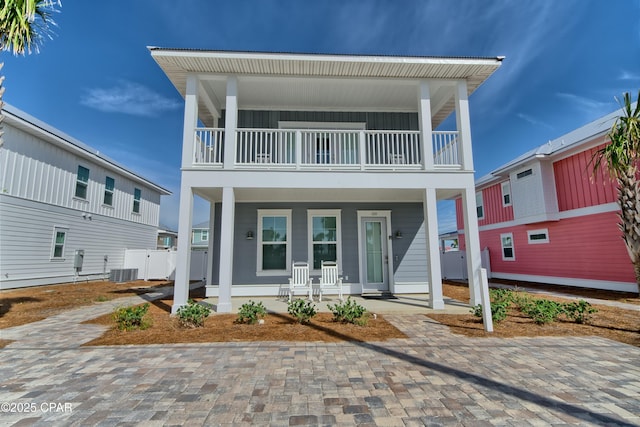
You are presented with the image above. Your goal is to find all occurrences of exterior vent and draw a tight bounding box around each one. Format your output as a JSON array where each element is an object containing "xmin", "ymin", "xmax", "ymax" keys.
[
  {"xmin": 516, "ymin": 168, "xmax": 533, "ymax": 179},
  {"xmin": 109, "ymin": 268, "xmax": 139, "ymax": 283}
]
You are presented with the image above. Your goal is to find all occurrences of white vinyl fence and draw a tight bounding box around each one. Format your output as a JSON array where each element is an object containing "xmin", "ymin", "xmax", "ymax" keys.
[
  {"xmin": 123, "ymin": 249, "xmax": 207, "ymax": 282},
  {"xmin": 440, "ymin": 248, "xmax": 491, "ymax": 280}
]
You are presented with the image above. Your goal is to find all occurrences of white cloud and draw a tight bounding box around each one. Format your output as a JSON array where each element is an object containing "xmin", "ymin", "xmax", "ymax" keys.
[
  {"xmin": 81, "ymin": 81, "xmax": 181, "ymax": 117},
  {"xmin": 619, "ymin": 70, "xmax": 640, "ymax": 81},
  {"xmin": 516, "ymin": 113, "xmax": 554, "ymax": 130},
  {"xmin": 556, "ymin": 92, "xmax": 614, "ymax": 116}
]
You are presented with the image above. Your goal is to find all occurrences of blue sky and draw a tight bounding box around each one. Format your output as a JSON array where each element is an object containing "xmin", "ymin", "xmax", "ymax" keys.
[{"xmin": 3, "ymin": 0, "xmax": 640, "ymax": 233}]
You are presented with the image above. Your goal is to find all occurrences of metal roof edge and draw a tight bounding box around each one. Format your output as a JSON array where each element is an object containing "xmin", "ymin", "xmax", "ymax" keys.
[{"xmin": 2, "ymin": 104, "xmax": 171, "ymax": 196}]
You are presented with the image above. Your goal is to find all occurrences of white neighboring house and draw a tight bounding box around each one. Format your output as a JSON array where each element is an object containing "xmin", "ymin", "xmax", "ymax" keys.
[
  {"xmin": 149, "ymin": 49, "xmax": 503, "ymax": 313},
  {"xmin": 0, "ymin": 104, "xmax": 171, "ymax": 289}
]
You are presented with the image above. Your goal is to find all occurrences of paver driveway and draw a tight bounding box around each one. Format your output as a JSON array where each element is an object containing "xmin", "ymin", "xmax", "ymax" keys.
[{"xmin": 0, "ymin": 291, "xmax": 639, "ymax": 426}]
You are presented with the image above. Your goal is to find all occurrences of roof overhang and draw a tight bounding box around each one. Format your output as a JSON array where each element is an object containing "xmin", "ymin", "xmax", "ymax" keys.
[{"xmin": 149, "ymin": 48, "xmax": 503, "ymax": 127}]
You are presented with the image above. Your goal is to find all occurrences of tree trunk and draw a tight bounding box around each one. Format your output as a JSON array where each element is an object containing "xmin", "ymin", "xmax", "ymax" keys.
[{"xmin": 617, "ymin": 166, "xmax": 640, "ymax": 294}]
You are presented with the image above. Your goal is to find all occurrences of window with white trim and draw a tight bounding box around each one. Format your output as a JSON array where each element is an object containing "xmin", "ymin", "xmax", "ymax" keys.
[
  {"xmin": 476, "ymin": 191, "xmax": 484, "ymax": 219},
  {"xmin": 104, "ymin": 177, "xmax": 114, "ymax": 206},
  {"xmin": 75, "ymin": 166, "xmax": 89, "ymax": 199},
  {"xmin": 308, "ymin": 209, "xmax": 342, "ymax": 270},
  {"xmin": 133, "ymin": 188, "xmax": 141, "ymax": 213},
  {"xmin": 501, "ymin": 181, "xmax": 512, "ymax": 207},
  {"xmin": 527, "ymin": 229, "xmax": 549, "ymax": 244},
  {"xmin": 51, "ymin": 227, "xmax": 68, "ymax": 259},
  {"xmin": 501, "ymin": 233, "xmax": 515, "ymax": 261},
  {"xmin": 257, "ymin": 209, "xmax": 291, "ymax": 274},
  {"xmin": 201, "ymin": 230, "xmax": 209, "ymax": 242}
]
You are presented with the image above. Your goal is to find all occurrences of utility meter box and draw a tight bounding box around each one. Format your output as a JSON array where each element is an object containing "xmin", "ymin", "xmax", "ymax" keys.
[{"xmin": 74, "ymin": 249, "xmax": 85, "ymax": 270}]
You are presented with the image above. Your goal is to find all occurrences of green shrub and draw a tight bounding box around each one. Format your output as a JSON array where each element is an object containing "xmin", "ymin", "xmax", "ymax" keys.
[
  {"xmin": 489, "ymin": 288, "xmax": 514, "ymax": 304},
  {"xmin": 521, "ymin": 299, "xmax": 564, "ymax": 324},
  {"xmin": 237, "ymin": 300, "xmax": 267, "ymax": 324},
  {"xmin": 113, "ymin": 303, "xmax": 150, "ymax": 330},
  {"xmin": 471, "ymin": 300, "xmax": 509, "ymax": 322},
  {"xmin": 562, "ymin": 300, "xmax": 598, "ymax": 324},
  {"xmin": 177, "ymin": 299, "xmax": 211, "ymax": 328},
  {"xmin": 327, "ymin": 297, "xmax": 368, "ymax": 325},
  {"xmin": 287, "ymin": 299, "xmax": 317, "ymax": 324}
]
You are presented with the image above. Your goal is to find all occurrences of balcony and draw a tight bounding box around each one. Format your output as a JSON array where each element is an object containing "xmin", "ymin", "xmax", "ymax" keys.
[{"xmin": 193, "ymin": 128, "xmax": 460, "ymax": 170}]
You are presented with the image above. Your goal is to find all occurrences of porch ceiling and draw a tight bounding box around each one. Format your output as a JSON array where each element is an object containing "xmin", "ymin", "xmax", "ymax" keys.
[
  {"xmin": 150, "ymin": 49, "xmax": 503, "ymax": 128},
  {"xmin": 193, "ymin": 187, "xmax": 462, "ymax": 203}
]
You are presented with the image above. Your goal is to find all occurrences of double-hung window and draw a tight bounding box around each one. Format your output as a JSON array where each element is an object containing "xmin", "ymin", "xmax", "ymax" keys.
[
  {"xmin": 133, "ymin": 188, "xmax": 141, "ymax": 213},
  {"xmin": 501, "ymin": 181, "xmax": 511, "ymax": 207},
  {"xmin": 51, "ymin": 227, "xmax": 68, "ymax": 259},
  {"xmin": 75, "ymin": 166, "xmax": 90, "ymax": 199},
  {"xmin": 501, "ymin": 233, "xmax": 515, "ymax": 261},
  {"xmin": 104, "ymin": 177, "xmax": 115, "ymax": 206},
  {"xmin": 308, "ymin": 209, "xmax": 342, "ymax": 270},
  {"xmin": 257, "ymin": 209, "xmax": 291, "ymax": 274},
  {"xmin": 476, "ymin": 191, "xmax": 484, "ymax": 219}
]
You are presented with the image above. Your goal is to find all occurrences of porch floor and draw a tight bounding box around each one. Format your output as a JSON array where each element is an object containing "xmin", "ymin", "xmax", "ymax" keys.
[{"xmin": 201, "ymin": 293, "xmax": 470, "ymax": 314}]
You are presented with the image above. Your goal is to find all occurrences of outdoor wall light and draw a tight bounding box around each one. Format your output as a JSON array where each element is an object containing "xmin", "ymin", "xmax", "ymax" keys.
[
  {"xmin": 395, "ymin": 230, "xmax": 403, "ymax": 239},
  {"xmin": 246, "ymin": 230, "xmax": 254, "ymax": 240}
]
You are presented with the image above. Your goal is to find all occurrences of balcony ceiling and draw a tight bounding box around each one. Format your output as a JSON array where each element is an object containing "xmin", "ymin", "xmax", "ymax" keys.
[{"xmin": 150, "ymin": 49, "xmax": 503, "ymax": 127}]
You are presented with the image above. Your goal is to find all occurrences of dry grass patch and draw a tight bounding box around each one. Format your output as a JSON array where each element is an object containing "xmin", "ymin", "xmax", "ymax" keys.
[{"xmin": 0, "ymin": 280, "xmax": 172, "ymax": 329}]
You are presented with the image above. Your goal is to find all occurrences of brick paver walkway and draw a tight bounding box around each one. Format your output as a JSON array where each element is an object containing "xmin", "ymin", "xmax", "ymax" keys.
[{"xmin": 1, "ymin": 290, "xmax": 639, "ymax": 426}]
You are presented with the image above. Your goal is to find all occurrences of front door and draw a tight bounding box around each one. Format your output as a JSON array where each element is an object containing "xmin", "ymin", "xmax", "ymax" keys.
[{"xmin": 360, "ymin": 217, "xmax": 389, "ymax": 292}]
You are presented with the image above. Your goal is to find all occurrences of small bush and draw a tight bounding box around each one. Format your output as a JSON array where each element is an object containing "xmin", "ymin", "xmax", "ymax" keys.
[
  {"xmin": 327, "ymin": 297, "xmax": 368, "ymax": 325},
  {"xmin": 287, "ymin": 299, "xmax": 317, "ymax": 324},
  {"xmin": 471, "ymin": 301, "xmax": 509, "ymax": 322},
  {"xmin": 95, "ymin": 295, "xmax": 109, "ymax": 302},
  {"xmin": 113, "ymin": 303, "xmax": 150, "ymax": 331},
  {"xmin": 489, "ymin": 288, "xmax": 514, "ymax": 304},
  {"xmin": 237, "ymin": 300, "xmax": 267, "ymax": 324},
  {"xmin": 521, "ymin": 299, "xmax": 564, "ymax": 324},
  {"xmin": 177, "ymin": 300, "xmax": 211, "ymax": 328},
  {"xmin": 562, "ymin": 300, "xmax": 598, "ymax": 324}
]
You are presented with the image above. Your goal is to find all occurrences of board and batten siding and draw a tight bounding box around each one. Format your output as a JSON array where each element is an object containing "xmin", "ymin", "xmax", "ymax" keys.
[
  {"xmin": 476, "ymin": 211, "xmax": 634, "ymax": 283},
  {"xmin": 232, "ymin": 110, "xmax": 420, "ymax": 130},
  {"xmin": 553, "ymin": 144, "xmax": 617, "ymax": 212},
  {"xmin": 0, "ymin": 125, "xmax": 161, "ymax": 226},
  {"xmin": 0, "ymin": 195, "xmax": 158, "ymax": 289},
  {"xmin": 209, "ymin": 202, "xmax": 428, "ymax": 288}
]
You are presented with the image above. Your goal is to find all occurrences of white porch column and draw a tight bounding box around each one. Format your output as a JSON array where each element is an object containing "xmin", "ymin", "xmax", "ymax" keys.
[
  {"xmin": 418, "ymin": 81, "xmax": 434, "ymax": 170},
  {"xmin": 223, "ymin": 76, "xmax": 238, "ymax": 169},
  {"xmin": 217, "ymin": 186, "xmax": 235, "ymax": 312},
  {"xmin": 206, "ymin": 202, "xmax": 215, "ymax": 286},
  {"xmin": 455, "ymin": 80, "xmax": 474, "ymax": 171},
  {"xmin": 171, "ymin": 183, "xmax": 194, "ymax": 314},
  {"xmin": 181, "ymin": 74, "xmax": 198, "ymax": 169},
  {"xmin": 461, "ymin": 185, "xmax": 482, "ymax": 306},
  {"xmin": 423, "ymin": 188, "xmax": 444, "ymax": 309}
]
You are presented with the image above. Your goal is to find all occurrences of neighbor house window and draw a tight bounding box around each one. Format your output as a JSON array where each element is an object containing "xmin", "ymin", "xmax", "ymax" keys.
[
  {"xmin": 527, "ymin": 229, "xmax": 549, "ymax": 244},
  {"xmin": 104, "ymin": 177, "xmax": 114, "ymax": 206},
  {"xmin": 133, "ymin": 188, "xmax": 141, "ymax": 213},
  {"xmin": 501, "ymin": 233, "xmax": 515, "ymax": 261},
  {"xmin": 476, "ymin": 191, "xmax": 484, "ymax": 219},
  {"xmin": 51, "ymin": 227, "xmax": 68, "ymax": 259},
  {"xmin": 75, "ymin": 166, "xmax": 90, "ymax": 199},
  {"xmin": 257, "ymin": 209, "xmax": 291, "ymax": 274},
  {"xmin": 308, "ymin": 209, "xmax": 342, "ymax": 270},
  {"xmin": 501, "ymin": 181, "xmax": 511, "ymax": 207},
  {"xmin": 201, "ymin": 230, "xmax": 209, "ymax": 241}
]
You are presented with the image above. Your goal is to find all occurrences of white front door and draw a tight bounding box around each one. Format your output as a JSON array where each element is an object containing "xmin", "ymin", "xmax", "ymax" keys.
[{"xmin": 360, "ymin": 217, "xmax": 389, "ymax": 292}]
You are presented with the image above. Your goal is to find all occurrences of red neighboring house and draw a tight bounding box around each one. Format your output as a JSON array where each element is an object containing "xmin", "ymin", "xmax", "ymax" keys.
[{"xmin": 456, "ymin": 106, "xmax": 638, "ymax": 293}]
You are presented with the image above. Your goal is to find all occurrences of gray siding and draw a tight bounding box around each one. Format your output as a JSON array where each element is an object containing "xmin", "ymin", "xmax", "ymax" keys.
[
  {"xmin": 0, "ymin": 195, "xmax": 158, "ymax": 289},
  {"xmin": 208, "ymin": 202, "xmax": 429, "ymax": 286},
  {"xmin": 223, "ymin": 110, "xmax": 419, "ymax": 131}
]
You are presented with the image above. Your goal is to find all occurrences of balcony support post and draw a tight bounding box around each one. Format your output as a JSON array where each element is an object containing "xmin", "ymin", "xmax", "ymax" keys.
[
  {"xmin": 182, "ymin": 74, "xmax": 198, "ymax": 168},
  {"xmin": 295, "ymin": 130, "xmax": 302, "ymax": 169},
  {"xmin": 171, "ymin": 183, "xmax": 194, "ymax": 314},
  {"xmin": 461, "ymin": 185, "xmax": 482, "ymax": 306},
  {"xmin": 359, "ymin": 130, "xmax": 366, "ymax": 170},
  {"xmin": 223, "ymin": 76, "xmax": 238, "ymax": 169},
  {"xmin": 423, "ymin": 188, "xmax": 444, "ymax": 309},
  {"xmin": 217, "ymin": 186, "xmax": 235, "ymax": 312},
  {"xmin": 418, "ymin": 81, "xmax": 434, "ymax": 170},
  {"xmin": 455, "ymin": 80, "xmax": 474, "ymax": 171}
]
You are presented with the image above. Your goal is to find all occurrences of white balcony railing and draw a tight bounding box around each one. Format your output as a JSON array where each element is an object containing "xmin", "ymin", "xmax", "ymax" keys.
[{"xmin": 193, "ymin": 128, "xmax": 461, "ymax": 169}]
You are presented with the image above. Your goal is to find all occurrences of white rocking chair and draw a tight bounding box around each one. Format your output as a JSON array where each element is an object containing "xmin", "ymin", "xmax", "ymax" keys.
[
  {"xmin": 318, "ymin": 260, "xmax": 343, "ymax": 302},
  {"xmin": 288, "ymin": 261, "xmax": 313, "ymax": 302}
]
